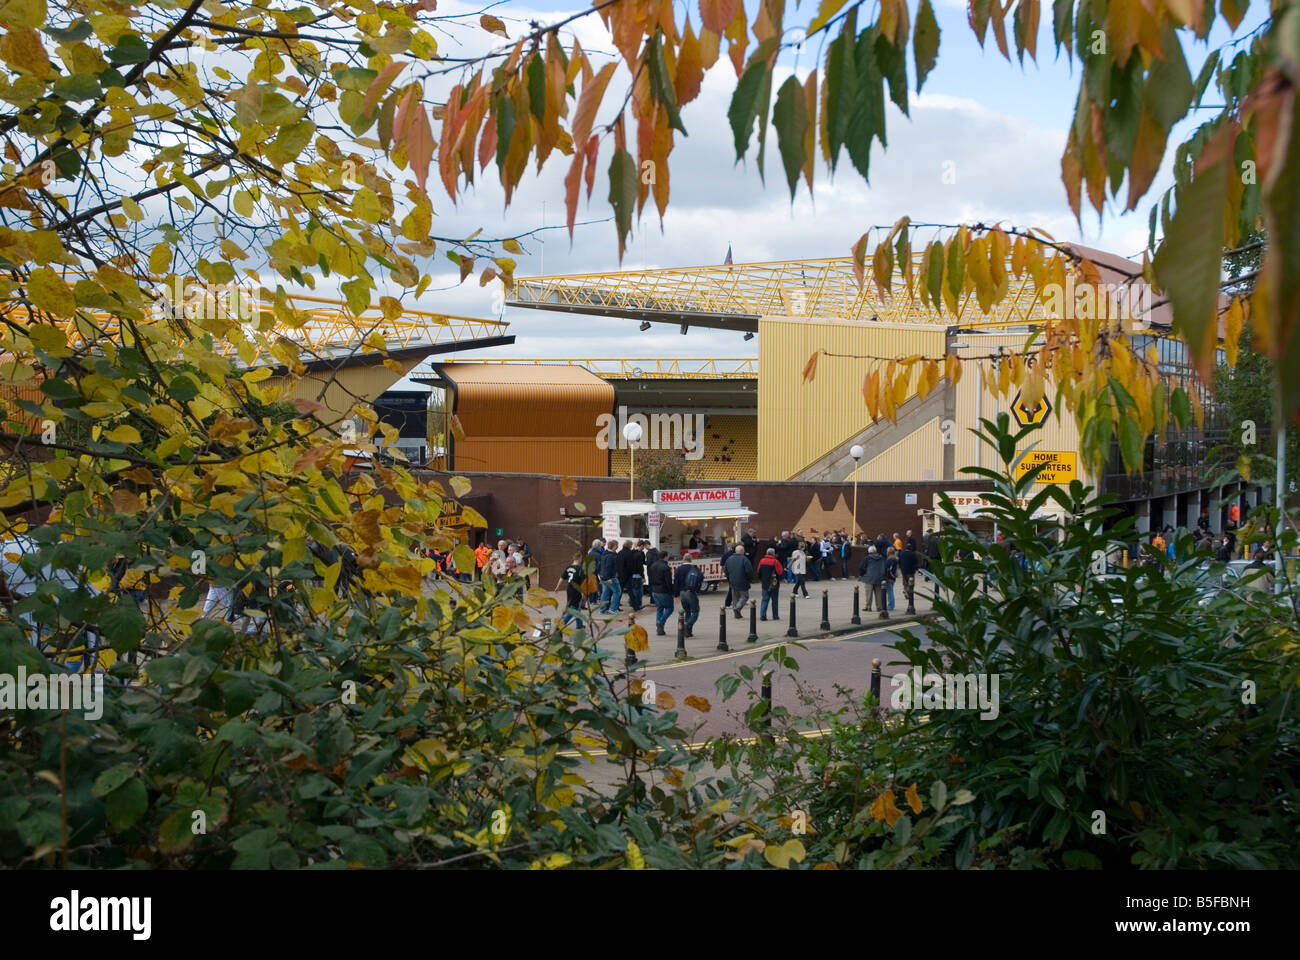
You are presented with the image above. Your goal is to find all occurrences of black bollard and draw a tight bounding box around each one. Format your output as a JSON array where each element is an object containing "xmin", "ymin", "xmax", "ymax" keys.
[
  {"xmin": 906, "ymin": 578, "xmax": 916, "ymax": 615},
  {"xmin": 820, "ymin": 589, "xmax": 831, "ymax": 631},
  {"xmin": 717, "ymin": 605, "xmax": 729, "ymax": 652},
  {"xmin": 760, "ymin": 670, "xmax": 773, "ymax": 744},
  {"xmin": 747, "ymin": 599, "xmax": 758, "ymax": 642},
  {"xmin": 786, "ymin": 592, "xmax": 798, "ymax": 638},
  {"xmin": 675, "ymin": 610, "xmax": 687, "ymax": 660},
  {"xmin": 851, "ymin": 585, "xmax": 861, "ymax": 625},
  {"xmin": 878, "ymin": 583, "xmax": 889, "ymax": 619},
  {"xmin": 870, "ymin": 658, "xmax": 882, "ymax": 703}
]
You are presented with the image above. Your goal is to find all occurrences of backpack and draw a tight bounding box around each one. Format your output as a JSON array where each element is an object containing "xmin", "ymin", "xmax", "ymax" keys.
[{"xmin": 683, "ymin": 565, "xmax": 703, "ymax": 591}]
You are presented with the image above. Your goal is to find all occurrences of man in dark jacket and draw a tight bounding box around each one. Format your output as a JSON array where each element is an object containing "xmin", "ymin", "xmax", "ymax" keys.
[
  {"xmin": 742, "ymin": 529, "xmax": 758, "ymax": 567},
  {"xmin": 646, "ymin": 552, "xmax": 675, "ymax": 635},
  {"xmin": 625, "ymin": 541, "xmax": 646, "ymax": 611},
  {"xmin": 723, "ymin": 544, "xmax": 754, "ymax": 618},
  {"xmin": 858, "ymin": 546, "xmax": 888, "ymax": 619},
  {"xmin": 673, "ymin": 556, "xmax": 702, "ymax": 637},
  {"xmin": 875, "ymin": 532, "xmax": 890, "ymax": 557},
  {"xmin": 597, "ymin": 539, "xmax": 621, "ymax": 614},
  {"xmin": 757, "ymin": 548, "xmax": 784, "ymax": 621},
  {"xmin": 897, "ymin": 543, "xmax": 919, "ymax": 614},
  {"xmin": 615, "ymin": 541, "xmax": 639, "ymax": 611},
  {"xmin": 776, "ymin": 531, "xmax": 795, "ymax": 567}
]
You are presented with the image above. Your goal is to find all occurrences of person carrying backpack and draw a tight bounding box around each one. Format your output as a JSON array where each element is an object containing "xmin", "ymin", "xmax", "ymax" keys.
[
  {"xmin": 647, "ymin": 551, "xmax": 675, "ymax": 635},
  {"xmin": 757, "ymin": 548, "xmax": 784, "ymax": 620},
  {"xmin": 883, "ymin": 547, "xmax": 899, "ymax": 612},
  {"xmin": 673, "ymin": 555, "xmax": 703, "ymax": 638},
  {"xmin": 858, "ymin": 546, "xmax": 888, "ymax": 618}
]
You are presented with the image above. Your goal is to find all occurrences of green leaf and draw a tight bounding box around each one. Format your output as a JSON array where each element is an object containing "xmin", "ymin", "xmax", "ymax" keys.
[
  {"xmin": 53, "ymin": 74, "xmax": 101, "ymax": 102},
  {"xmin": 914, "ymin": 0, "xmax": 940, "ymax": 92},
  {"xmin": 875, "ymin": 32, "xmax": 909, "ymax": 116},
  {"xmin": 926, "ymin": 242, "xmax": 944, "ymax": 309},
  {"xmin": 494, "ymin": 95, "xmax": 515, "ymax": 174},
  {"xmin": 771, "ymin": 76, "xmax": 808, "ymax": 200},
  {"xmin": 946, "ymin": 237, "xmax": 965, "ymax": 300},
  {"xmin": 1153, "ymin": 153, "xmax": 1228, "ymax": 373},
  {"xmin": 607, "ymin": 148, "xmax": 638, "ymax": 256},
  {"xmin": 527, "ymin": 54, "xmax": 546, "ymax": 123},
  {"xmin": 728, "ymin": 54, "xmax": 773, "ymax": 162},
  {"xmin": 92, "ymin": 763, "xmax": 136, "ymax": 798},
  {"xmin": 158, "ymin": 808, "xmax": 195, "ymax": 853},
  {"xmin": 100, "ymin": 600, "xmax": 146, "ymax": 652},
  {"xmin": 647, "ymin": 31, "xmax": 686, "ymax": 135},
  {"xmin": 1192, "ymin": 49, "xmax": 1219, "ymax": 108},
  {"xmin": 929, "ymin": 780, "xmax": 947, "ymax": 811},
  {"xmin": 846, "ymin": 25, "xmax": 886, "ymax": 178},
  {"xmin": 1170, "ymin": 386, "xmax": 1191, "ymax": 429},
  {"xmin": 824, "ymin": 8, "xmax": 858, "ymax": 170},
  {"xmin": 1119, "ymin": 412, "xmax": 1144, "ymax": 472},
  {"xmin": 105, "ymin": 778, "xmax": 148, "ymax": 830}
]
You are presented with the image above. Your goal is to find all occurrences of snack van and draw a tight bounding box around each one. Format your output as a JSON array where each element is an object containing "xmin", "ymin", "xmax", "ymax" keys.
[{"xmin": 600, "ymin": 486, "xmax": 757, "ymax": 591}]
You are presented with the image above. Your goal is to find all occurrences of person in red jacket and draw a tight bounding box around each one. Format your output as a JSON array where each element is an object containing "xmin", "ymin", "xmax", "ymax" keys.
[{"xmin": 757, "ymin": 548, "xmax": 784, "ymax": 621}]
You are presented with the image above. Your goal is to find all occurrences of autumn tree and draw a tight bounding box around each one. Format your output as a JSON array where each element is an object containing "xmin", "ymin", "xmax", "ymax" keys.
[{"xmin": 1, "ymin": 0, "xmax": 1298, "ymax": 869}]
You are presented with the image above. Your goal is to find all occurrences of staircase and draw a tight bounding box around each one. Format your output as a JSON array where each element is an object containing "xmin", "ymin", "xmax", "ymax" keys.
[{"xmin": 790, "ymin": 382, "xmax": 953, "ymax": 483}]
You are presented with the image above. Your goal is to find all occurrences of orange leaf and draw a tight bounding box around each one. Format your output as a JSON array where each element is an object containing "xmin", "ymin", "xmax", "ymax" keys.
[
  {"xmin": 675, "ymin": 17, "xmax": 704, "ymax": 106},
  {"xmin": 870, "ymin": 789, "xmax": 902, "ymax": 826},
  {"xmin": 699, "ymin": 0, "xmax": 740, "ymax": 36},
  {"xmin": 362, "ymin": 60, "xmax": 406, "ymax": 120},
  {"xmin": 655, "ymin": 691, "xmax": 676, "ymax": 710},
  {"xmin": 905, "ymin": 782, "xmax": 923, "ymax": 814},
  {"xmin": 559, "ymin": 476, "xmax": 578, "ymax": 496},
  {"xmin": 802, "ymin": 351, "xmax": 820, "ymax": 383},
  {"xmin": 625, "ymin": 624, "xmax": 649, "ymax": 652},
  {"xmin": 396, "ymin": 88, "xmax": 435, "ymax": 192},
  {"xmin": 110, "ymin": 489, "xmax": 142, "ymax": 516},
  {"xmin": 683, "ymin": 695, "xmax": 711, "ymax": 713},
  {"xmin": 480, "ymin": 14, "xmax": 509, "ymax": 38}
]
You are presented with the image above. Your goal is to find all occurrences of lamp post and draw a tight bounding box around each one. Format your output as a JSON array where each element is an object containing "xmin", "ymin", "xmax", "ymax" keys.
[
  {"xmin": 850, "ymin": 444, "xmax": 864, "ymax": 543},
  {"xmin": 623, "ymin": 421, "xmax": 643, "ymax": 499}
]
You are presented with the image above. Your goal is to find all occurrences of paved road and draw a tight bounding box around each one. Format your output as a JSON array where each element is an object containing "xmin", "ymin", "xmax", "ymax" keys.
[{"xmin": 611, "ymin": 621, "xmax": 934, "ymax": 741}]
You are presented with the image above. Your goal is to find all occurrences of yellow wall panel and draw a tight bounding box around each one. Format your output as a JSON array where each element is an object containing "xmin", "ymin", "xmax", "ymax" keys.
[
  {"xmin": 758, "ymin": 316, "xmax": 946, "ymax": 480},
  {"xmin": 853, "ymin": 417, "xmax": 944, "ymax": 482}
]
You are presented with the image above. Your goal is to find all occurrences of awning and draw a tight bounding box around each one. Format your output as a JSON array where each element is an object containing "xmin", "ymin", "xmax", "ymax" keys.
[{"xmin": 661, "ymin": 507, "xmax": 757, "ymax": 521}]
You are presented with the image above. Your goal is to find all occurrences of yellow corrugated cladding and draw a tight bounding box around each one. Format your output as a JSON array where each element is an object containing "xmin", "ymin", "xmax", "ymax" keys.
[
  {"xmin": 854, "ymin": 417, "xmax": 943, "ymax": 482},
  {"xmin": 951, "ymin": 331, "xmax": 1088, "ymax": 485},
  {"xmin": 610, "ymin": 413, "xmax": 757, "ymax": 480},
  {"xmin": 758, "ymin": 316, "xmax": 946, "ymax": 480}
]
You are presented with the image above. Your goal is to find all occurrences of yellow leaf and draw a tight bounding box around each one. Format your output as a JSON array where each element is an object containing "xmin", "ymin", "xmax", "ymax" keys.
[
  {"xmin": 625, "ymin": 623, "xmax": 649, "ymax": 652},
  {"xmin": 121, "ymin": 196, "xmax": 143, "ymax": 221},
  {"xmin": 27, "ymin": 267, "xmax": 76, "ymax": 317},
  {"xmin": 480, "ymin": 14, "xmax": 509, "ymax": 38},
  {"xmin": 234, "ymin": 191, "xmax": 254, "ymax": 217},
  {"xmin": 149, "ymin": 244, "xmax": 171, "ymax": 274},
  {"xmin": 905, "ymin": 782, "xmax": 923, "ymax": 814},
  {"xmin": 870, "ymin": 789, "xmax": 902, "ymax": 826},
  {"xmin": 104, "ymin": 425, "xmax": 141, "ymax": 444},
  {"xmin": 683, "ymin": 695, "xmax": 711, "ymax": 713},
  {"xmin": 502, "ymin": 238, "xmax": 523, "ymax": 254},
  {"xmin": 626, "ymin": 837, "xmax": 645, "ymax": 869},
  {"xmin": 763, "ymin": 839, "xmax": 806, "ymax": 869},
  {"xmin": 449, "ymin": 475, "xmax": 471, "ymax": 498},
  {"xmin": 110, "ymin": 489, "xmax": 143, "ymax": 515}
]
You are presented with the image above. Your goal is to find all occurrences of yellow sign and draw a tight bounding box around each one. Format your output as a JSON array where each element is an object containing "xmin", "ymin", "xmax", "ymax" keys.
[
  {"xmin": 1011, "ymin": 390, "xmax": 1052, "ymax": 427},
  {"xmin": 1016, "ymin": 450, "xmax": 1077, "ymax": 484}
]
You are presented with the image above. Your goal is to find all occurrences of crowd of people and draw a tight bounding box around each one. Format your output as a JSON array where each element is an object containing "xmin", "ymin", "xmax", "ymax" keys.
[
  {"xmin": 420, "ymin": 537, "xmax": 535, "ymax": 586},
  {"xmin": 556, "ymin": 527, "xmax": 945, "ymax": 635},
  {"xmin": 558, "ymin": 538, "xmax": 704, "ymax": 637}
]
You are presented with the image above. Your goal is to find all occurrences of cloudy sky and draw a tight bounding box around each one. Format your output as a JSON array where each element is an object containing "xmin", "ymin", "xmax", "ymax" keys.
[{"xmin": 373, "ymin": 1, "xmax": 1268, "ymax": 380}]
